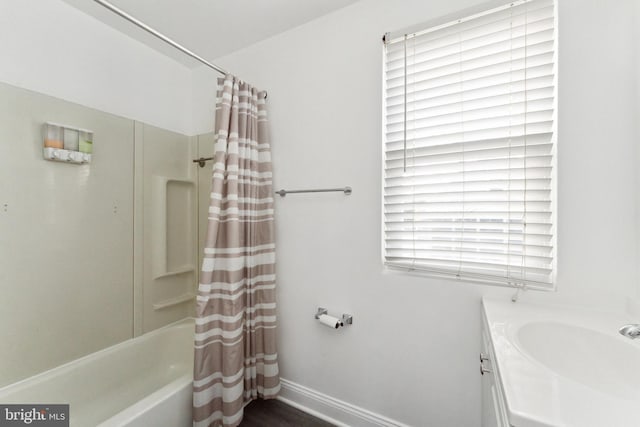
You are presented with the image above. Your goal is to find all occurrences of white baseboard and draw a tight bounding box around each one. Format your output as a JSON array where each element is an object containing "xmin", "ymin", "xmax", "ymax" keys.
[{"xmin": 277, "ymin": 378, "xmax": 410, "ymax": 427}]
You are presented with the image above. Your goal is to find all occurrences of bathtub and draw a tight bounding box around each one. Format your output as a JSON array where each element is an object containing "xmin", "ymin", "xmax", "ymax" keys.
[{"xmin": 0, "ymin": 318, "xmax": 194, "ymax": 427}]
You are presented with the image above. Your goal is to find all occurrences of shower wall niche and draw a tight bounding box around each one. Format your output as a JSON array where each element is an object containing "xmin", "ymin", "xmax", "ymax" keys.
[{"xmin": 164, "ymin": 178, "xmax": 195, "ymax": 275}]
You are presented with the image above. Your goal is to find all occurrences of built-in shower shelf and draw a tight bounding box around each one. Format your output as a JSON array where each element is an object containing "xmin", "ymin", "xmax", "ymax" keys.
[
  {"xmin": 152, "ymin": 264, "xmax": 195, "ymax": 280},
  {"xmin": 153, "ymin": 293, "xmax": 196, "ymax": 311},
  {"xmin": 151, "ymin": 175, "xmax": 196, "ymax": 279}
]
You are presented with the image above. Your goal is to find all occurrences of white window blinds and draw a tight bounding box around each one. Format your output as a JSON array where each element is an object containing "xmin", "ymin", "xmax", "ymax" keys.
[{"xmin": 383, "ymin": 0, "xmax": 556, "ymax": 288}]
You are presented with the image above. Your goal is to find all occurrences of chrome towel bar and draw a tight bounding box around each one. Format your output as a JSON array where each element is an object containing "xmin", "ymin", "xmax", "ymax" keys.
[{"xmin": 275, "ymin": 187, "xmax": 352, "ymax": 197}]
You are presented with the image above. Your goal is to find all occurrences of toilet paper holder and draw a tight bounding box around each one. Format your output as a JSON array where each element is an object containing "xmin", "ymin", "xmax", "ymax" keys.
[{"xmin": 315, "ymin": 307, "xmax": 353, "ymax": 326}]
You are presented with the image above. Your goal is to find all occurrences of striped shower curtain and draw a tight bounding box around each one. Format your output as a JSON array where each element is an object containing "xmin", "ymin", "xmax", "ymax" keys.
[{"xmin": 193, "ymin": 75, "xmax": 280, "ymax": 427}]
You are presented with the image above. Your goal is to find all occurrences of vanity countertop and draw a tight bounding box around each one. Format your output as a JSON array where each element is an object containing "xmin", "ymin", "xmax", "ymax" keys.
[{"xmin": 482, "ymin": 297, "xmax": 640, "ymax": 427}]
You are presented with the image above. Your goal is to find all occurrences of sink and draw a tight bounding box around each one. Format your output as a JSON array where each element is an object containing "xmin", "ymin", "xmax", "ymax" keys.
[{"xmin": 516, "ymin": 321, "xmax": 640, "ymax": 400}]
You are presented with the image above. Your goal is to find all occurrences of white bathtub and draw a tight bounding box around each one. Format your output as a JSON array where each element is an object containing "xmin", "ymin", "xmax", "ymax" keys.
[{"xmin": 0, "ymin": 318, "xmax": 194, "ymax": 427}]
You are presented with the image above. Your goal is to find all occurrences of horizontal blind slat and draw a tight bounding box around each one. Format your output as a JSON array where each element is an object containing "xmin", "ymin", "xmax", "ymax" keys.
[
  {"xmin": 384, "ymin": 210, "xmax": 552, "ymax": 222},
  {"xmin": 385, "ymin": 256, "xmax": 552, "ymax": 275},
  {"xmin": 385, "ymin": 121, "xmax": 554, "ymax": 149},
  {"xmin": 386, "ymin": 30, "xmax": 555, "ymax": 79},
  {"xmin": 386, "ymin": 64, "xmax": 554, "ymax": 102}
]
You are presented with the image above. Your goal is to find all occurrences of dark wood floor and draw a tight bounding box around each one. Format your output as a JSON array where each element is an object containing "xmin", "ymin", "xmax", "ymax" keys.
[{"xmin": 240, "ymin": 399, "xmax": 335, "ymax": 427}]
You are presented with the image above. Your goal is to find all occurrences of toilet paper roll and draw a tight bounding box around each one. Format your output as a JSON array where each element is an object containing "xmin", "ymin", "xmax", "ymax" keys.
[{"xmin": 318, "ymin": 314, "xmax": 343, "ymax": 329}]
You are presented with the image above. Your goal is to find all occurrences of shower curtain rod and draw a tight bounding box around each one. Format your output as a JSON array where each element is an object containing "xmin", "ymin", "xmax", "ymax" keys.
[{"xmin": 93, "ymin": 0, "xmax": 228, "ymax": 75}]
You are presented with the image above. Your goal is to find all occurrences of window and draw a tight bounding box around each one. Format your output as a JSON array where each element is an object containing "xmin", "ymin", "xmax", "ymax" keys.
[{"xmin": 382, "ymin": 0, "xmax": 556, "ymax": 288}]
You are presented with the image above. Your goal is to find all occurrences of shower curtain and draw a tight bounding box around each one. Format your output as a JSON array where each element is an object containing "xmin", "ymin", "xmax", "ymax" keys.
[{"xmin": 193, "ymin": 75, "xmax": 280, "ymax": 427}]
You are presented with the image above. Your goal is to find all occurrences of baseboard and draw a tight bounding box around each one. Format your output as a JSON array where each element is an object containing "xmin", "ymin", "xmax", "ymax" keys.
[{"xmin": 277, "ymin": 378, "xmax": 410, "ymax": 427}]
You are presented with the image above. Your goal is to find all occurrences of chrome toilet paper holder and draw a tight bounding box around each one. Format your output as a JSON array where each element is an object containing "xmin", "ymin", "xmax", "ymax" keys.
[
  {"xmin": 315, "ymin": 307, "xmax": 328, "ymax": 319},
  {"xmin": 342, "ymin": 313, "xmax": 353, "ymax": 325},
  {"xmin": 314, "ymin": 307, "xmax": 353, "ymax": 325}
]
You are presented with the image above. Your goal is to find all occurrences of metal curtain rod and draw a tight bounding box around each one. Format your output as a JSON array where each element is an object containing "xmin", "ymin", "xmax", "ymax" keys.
[
  {"xmin": 93, "ymin": 0, "xmax": 228, "ymax": 75},
  {"xmin": 275, "ymin": 187, "xmax": 352, "ymax": 197}
]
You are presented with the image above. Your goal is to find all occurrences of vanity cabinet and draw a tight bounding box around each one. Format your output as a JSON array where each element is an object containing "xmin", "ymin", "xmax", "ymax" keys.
[{"xmin": 481, "ymin": 316, "xmax": 510, "ymax": 427}]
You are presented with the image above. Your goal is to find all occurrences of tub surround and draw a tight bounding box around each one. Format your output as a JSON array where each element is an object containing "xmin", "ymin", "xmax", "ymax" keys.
[
  {"xmin": 0, "ymin": 81, "xmax": 200, "ymax": 388},
  {"xmin": 0, "ymin": 82, "xmax": 135, "ymax": 388},
  {"xmin": 483, "ymin": 298, "xmax": 640, "ymax": 427}
]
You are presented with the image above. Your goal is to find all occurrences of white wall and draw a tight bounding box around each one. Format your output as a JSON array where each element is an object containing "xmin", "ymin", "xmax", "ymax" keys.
[
  {"xmin": 0, "ymin": 0, "xmax": 193, "ymax": 135},
  {"xmin": 193, "ymin": 0, "xmax": 639, "ymax": 425}
]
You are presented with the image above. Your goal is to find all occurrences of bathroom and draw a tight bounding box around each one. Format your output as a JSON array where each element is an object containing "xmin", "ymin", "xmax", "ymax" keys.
[{"xmin": 0, "ymin": 0, "xmax": 638, "ymax": 426}]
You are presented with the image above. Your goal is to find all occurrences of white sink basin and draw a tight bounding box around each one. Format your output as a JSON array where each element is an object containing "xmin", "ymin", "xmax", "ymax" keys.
[
  {"xmin": 516, "ymin": 321, "xmax": 640, "ymax": 400},
  {"xmin": 484, "ymin": 299, "xmax": 640, "ymax": 427}
]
